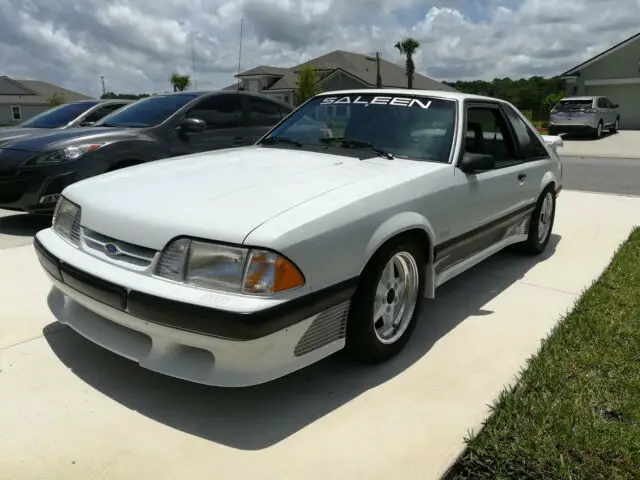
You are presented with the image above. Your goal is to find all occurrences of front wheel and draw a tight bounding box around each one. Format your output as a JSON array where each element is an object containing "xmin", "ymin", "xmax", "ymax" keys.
[
  {"xmin": 519, "ymin": 186, "xmax": 556, "ymax": 255},
  {"xmin": 346, "ymin": 239, "xmax": 425, "ymax": 363},
  {"xmin": 610, "ymin": 118, "xmax": 619, "ymax": 133}
]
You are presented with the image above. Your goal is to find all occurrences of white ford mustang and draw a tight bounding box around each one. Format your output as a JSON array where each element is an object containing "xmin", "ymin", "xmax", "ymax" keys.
[{"xmin": 34, "ymin": 89, "xmax": 563, "ymax": 387}]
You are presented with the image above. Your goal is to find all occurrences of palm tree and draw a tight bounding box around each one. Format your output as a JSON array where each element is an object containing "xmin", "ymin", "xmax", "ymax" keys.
[
  {"xmin": 394, "ymin": 38, "xmax": 420, "ymax": 89},
  {"xmin": 170, "ymin": 73, "xmax": 191, "ymax": 92}
]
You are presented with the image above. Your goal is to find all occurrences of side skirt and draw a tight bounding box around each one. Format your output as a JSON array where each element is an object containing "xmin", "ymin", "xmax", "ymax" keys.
[{"xmin": 422, "ymin": 206, "xmax": 534, "ymax": 298}]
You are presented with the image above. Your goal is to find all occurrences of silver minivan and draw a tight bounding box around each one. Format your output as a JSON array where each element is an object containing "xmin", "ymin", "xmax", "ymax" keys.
[{"xmin": 549, "ymin": 96, "xmax": 620, "ymax": 139}]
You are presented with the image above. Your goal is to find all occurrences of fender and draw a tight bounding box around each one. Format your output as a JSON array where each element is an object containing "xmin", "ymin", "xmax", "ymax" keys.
[
  {"xmin": 365, "ymin": 212, "xmax": 437, "ymax": 299},
  {"xmin": 540, "ymin": 170, "xmax": 558, "ymax": 193}
]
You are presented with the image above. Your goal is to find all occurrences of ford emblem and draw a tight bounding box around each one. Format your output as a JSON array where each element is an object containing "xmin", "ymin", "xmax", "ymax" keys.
[{"xmin": 104, "ymin": 243, "xmax": 120, "ymax": 255}]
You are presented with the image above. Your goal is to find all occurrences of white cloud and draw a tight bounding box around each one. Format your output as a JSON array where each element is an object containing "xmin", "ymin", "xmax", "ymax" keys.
[{"xmin": 1, "ymin": 0, "xmax": 639, "ymax": 97}]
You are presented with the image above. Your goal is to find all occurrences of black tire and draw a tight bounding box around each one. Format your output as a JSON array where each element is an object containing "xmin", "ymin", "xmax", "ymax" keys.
[
  {"xmin": 518, "ymin": 185, "xmax": 556, "ymax": 256},
  {"xmin": 594, "ymin": 121, "xmax": 603, "ymax": 139},
  {"xmin": 346, "ymin": 237, "xmax": 425, "ymax": 363},
  {"xmin": 610, "ymin": 118, "xmax": 619, "ymax": 134}
]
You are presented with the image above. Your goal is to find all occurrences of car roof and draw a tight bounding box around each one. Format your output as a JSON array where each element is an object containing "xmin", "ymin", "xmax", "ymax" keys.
[
  {"xmin": 315, "ymin": 88, "xmax": 509, "ymax": 104},
  {"xmin": 560, "ymin": 96, "xmax": 596, "ymax": 101}
]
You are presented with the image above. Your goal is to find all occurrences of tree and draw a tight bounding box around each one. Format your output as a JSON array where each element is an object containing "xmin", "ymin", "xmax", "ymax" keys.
[
  {"xmin": 47, "ymin": 92, "xmax": 66, "ymax": 107},
  {"xmin": 169, "ymin": 73, "xmax": 191, "ymax": 92},
  {"xmin": 543, "ymin": 91, "xmax": 564, "ymax": 115},
  {"xmin": 294, "ymin": 65, "xmax": 322, "ymax": 106},
  {"xmin": 394, "ymin": 37, "xmax": 420, "ymax": 89}
]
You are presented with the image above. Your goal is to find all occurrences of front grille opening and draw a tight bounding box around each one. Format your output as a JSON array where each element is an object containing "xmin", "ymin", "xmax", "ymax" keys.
[{"xmin": 82, "ymin": 228, "xmax": 156, "ymax": 267}]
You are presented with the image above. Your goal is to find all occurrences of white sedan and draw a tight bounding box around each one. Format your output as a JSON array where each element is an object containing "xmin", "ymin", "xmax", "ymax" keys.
[{"xmin": 34, "ymin": 89, "xmax": 563, "ymax": 387}]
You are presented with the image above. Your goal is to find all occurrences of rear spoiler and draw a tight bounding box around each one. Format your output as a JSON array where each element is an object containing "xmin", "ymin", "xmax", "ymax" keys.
[{"xmin": 540, "ymin": 133, "xmax": 564, "ymax": 150}]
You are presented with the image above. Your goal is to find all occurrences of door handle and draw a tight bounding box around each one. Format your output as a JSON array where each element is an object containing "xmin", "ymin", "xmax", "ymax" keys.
[{"xmin": 518, "ymin": 173, "xmax": 527, "ymax": 183}]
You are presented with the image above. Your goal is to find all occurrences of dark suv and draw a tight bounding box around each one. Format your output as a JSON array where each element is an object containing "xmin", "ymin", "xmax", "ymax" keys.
[{"xmin": 0, "ymin": 91, "xmax": 293, "ymax": 213}]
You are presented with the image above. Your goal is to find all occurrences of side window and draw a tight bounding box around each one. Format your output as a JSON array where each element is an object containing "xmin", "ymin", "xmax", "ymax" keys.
[
  {"xmin": 502, "ymin": 104, "xmax": 549, "ymax": 161},
  {"xmin": 83, "ymin": 104, "xmax": 124, "ymax": 123},
  {"xmin": 247, "ymin": 97, "xmax": 285, "ymax": 127},
  {"xmin": 186, "ymin": 95, "xmax": 242, "ymax": 129},
  {"xmin": 604, "ymin": 98, "xmax": 614, "ymax": 108},
  {"xmin": 464, "ymin": 106, "xmax": 517, "ymax": 167},
  {"xmin": 597, "ymin": 97, "xmax": 606, "ymax": 108}
]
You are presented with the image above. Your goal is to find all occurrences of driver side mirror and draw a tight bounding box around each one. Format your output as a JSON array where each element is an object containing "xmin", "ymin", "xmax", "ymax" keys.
[
  {"xmin": 179, "ymin": 117, "xmax": 206, "ymax": 133},
  {"xmin": 459, "ymin": 152, "xmax": 495, "ymax": 174},
  {"xmin": 613, "ymin": 104, "xmax": 619, "ymax": 108}
]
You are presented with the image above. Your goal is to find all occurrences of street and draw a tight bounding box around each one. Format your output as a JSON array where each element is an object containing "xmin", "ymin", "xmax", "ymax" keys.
[{"xmin": 560, "ymin": 155, "xmax": 640, "ymax": 196}]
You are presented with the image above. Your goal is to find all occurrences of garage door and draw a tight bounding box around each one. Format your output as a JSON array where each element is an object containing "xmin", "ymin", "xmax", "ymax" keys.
[{"xmin": 586, "ymin": 85, "xmax": 640, "ymax": 130}]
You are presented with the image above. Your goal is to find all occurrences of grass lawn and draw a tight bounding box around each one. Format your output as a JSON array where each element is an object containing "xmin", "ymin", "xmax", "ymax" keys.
[{"xmin": 450, "ymin": 227, "xmax": 640, "ymax": 480}]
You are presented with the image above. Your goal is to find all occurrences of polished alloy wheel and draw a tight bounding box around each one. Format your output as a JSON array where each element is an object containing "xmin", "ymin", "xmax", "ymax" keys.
[
  {"xmin": 372, "ymin": 251, "xmax": 420, "ymax": 344},
  {"xmin": 538, "ymin": 192, "xmax": 554, "ymax": 243},
  {"xmin": 597, "ymin": 122, "xmax": 602, "ymax": 137}
]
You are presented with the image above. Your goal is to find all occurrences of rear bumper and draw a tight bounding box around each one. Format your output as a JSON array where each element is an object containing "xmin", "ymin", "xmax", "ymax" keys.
[{"xmin": 34, "ymin": 233, "xmax": 356, "ymax": 387}]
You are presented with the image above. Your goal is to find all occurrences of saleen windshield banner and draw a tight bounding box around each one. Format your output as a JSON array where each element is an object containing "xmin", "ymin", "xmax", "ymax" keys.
[{"xmin": 320, "ymin": 95, "xmax": 432, "ymax": 109}]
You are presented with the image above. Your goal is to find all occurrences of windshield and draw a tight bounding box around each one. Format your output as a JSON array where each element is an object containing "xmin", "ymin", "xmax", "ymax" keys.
[
  {"xmin": 18, "ymin": 101, "xmax": 99, "ymax": 128},
  {"xmin": 95, "ymin": 93, "xmax": 199, "ymax": 128},
  {"xmin": 555, "ymin": 99, "xmax": 593, "ymax": 112},
  {"xmin": 261, "ymin": 93, "xmax": 456, "ymax": 162}
]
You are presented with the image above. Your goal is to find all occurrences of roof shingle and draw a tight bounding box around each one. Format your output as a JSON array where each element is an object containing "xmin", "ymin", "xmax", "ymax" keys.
[
  {"xmin": 0, "ymin": 76, "xmax": 94, "ymax": 105},
  {"xmin": 235, "ymin": 50, "xmax": 456, "ymax": 93}
]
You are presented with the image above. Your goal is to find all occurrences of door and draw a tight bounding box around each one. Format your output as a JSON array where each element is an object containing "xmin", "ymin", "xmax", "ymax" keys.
[
  {"xmin": 451, "ymin": 102, "xmax": 531, "ymax": 259},
  {"xmin": 501, "ymin": 103, "xmax": 552, "ymax": 205},
  {"xmin": 596, "ymin": 97, "xmax": 610, "ymax": 126},
  {"xmin": 168, "ymin": 94, "xmax": 245, "ymax": 156},
  {"xmin": 603, "ymin": 97, "xmax": 617, "ymax": 126},
  {"xmin": 243, "ymin": 96, "xmax": 290, "ymax": 143}
]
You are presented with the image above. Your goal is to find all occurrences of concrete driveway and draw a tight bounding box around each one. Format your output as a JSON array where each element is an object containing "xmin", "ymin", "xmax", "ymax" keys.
[
  {"xmin": 2, "ymin": 190, "xmax": 640, "ymax": 480},
  {"xmin": 560, "ymin": 130, "xmax": 640, "ymax": 158}
]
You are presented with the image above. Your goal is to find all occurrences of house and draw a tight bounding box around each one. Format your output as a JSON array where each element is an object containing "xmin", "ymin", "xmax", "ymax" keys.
[
  {"xmin": 224, "ymin": 50, "xmax": 457, "ymax": 105},
  {"xmin": 0, "ymin": 76, "xmax": 94, "ymax": 126},
  {"xmin": 560, "ymin": 32, "xmax": 640, "ymax": 129}
]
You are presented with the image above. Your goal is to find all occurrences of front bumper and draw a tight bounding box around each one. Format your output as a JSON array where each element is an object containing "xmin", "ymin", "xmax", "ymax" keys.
[
  {"xmin": 34, "ymin": 231, "xmax": 357, "ymax": 387},
  {"xmin": 0, "ymin": 166, "xmax": 76, "ymax": 213}
]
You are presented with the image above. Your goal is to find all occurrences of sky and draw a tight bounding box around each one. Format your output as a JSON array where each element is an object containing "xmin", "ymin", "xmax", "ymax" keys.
[{"xmin": 1, "ymin": 0, "xmax": 639, "ymax": 98}]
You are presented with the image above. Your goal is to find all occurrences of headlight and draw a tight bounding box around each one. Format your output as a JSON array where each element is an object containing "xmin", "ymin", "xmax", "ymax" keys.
[
  {"xmin": 26, "ymin": 144, "xmax": 104, "ymax": 165},
  {"xmin": 52, "ymin": 196, "xmax": 81, "ymax": 246},
  {"xmin": 155, "ymin": 238, "xmax": 305, "ymax": 295}
]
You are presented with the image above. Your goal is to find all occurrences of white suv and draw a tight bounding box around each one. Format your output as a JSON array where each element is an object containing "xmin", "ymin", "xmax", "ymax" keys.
[{"xmin": 549, "ymin": 96, "xmax": 620, "ymax": 139}]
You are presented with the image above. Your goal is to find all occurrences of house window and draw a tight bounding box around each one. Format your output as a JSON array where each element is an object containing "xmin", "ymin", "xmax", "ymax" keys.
[{"xmin": 11, "ymin": 106, "xmax": 22, "ymax": 121}]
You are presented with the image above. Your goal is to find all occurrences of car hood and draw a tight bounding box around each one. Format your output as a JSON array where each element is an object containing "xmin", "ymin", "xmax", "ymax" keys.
[
  {"xmin": 65, "ymin": 146, "xmax": 435, "ymax": 249},
  {"xmin": 0, "ymin": 127, "xmax": 140, "ymax": 152},
  {"xmin": 0, "ymin": 127, "xmax": 53, "ymax": 145}
]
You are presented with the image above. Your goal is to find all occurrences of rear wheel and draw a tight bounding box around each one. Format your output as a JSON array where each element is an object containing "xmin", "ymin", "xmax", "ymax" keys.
[
  {"xmin": 346, "ymin": 239, "xmax": 425, "ymax": 363},
  {"xmin": 594, "ymin": 121, "xmax": 603, "ymax": 139},
  {"xmin": 518, "ymin": 185, "xmax": 556, "ymax": 255}
]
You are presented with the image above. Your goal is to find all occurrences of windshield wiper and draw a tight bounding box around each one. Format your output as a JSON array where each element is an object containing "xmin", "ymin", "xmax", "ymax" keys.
[
  {"xmin": 319, "ymin": 137, "xmax": 394, "ymax": 160},
  {"xmin": 260, "ymin": 136, "xmax": 303, "ymax": 147}
]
